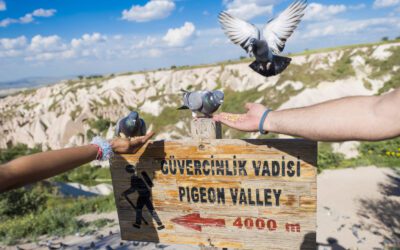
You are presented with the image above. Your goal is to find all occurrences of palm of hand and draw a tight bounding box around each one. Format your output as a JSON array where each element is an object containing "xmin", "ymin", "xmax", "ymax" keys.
[
  {"xmin": 111, "ymin": 132, "xmax": 154, "ymax": 154},
  {"xmin": 213, "ymin": 103, "xmax": 267, "ymax": 132}
]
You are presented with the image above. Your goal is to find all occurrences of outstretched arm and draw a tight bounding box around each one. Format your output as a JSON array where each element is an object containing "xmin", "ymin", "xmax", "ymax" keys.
[
  {"xmin": 213, "ymin": 88, "xmax": 400, "ymax": 142},
  {"xmin": 0, "ymin": 133, "xmax": 154, "ymax": 193}
]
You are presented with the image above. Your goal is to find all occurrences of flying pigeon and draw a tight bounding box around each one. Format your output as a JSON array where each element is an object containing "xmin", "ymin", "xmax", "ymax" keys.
[
  {"xmin": 115, "ymin": 111, "xmax": 146, "ymax": 138},
  {"xmin": 178, "ymin": 89, "xmax": 224, "ymax": 118},
  {"xmin": 218, "ymin": 0, "xmax": 307, "ymax": 77}
]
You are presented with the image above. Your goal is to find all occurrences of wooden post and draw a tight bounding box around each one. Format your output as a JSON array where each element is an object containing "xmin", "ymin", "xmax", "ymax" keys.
[{"xmin": 190, "ymin": 118, "xmax": 222, "ymax": 139}]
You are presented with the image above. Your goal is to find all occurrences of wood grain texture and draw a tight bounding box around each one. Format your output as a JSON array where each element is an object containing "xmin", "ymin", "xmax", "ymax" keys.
[
  {"xmin": 191, "ymin": 118, "xmax": 222, "ymax": 139},
  {"xmin": 110, "ymin": 139, "xmax": 317, "ymax": 249}
]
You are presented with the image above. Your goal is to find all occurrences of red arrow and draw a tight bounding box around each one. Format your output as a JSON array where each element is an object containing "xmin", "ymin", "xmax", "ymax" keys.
[{"xmin": 171, "ymin": 213, "xmax": 225, "ymax": 232}]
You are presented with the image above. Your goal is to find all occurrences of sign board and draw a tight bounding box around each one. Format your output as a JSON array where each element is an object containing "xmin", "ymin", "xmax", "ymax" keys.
[{"xmin": 110, "ymin": 139, "xmax": 317, "ymax": 249}]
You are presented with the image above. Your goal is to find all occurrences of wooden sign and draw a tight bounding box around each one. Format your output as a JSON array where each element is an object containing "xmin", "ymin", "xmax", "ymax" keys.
[{"xmin": 110, "ymin": 139, "xmax": 317, "ymax": 249}]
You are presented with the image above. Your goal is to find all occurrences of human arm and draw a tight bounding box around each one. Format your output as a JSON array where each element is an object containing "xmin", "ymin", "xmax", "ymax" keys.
[
  {"xmin": 0, "ymin": 132, "xmax": 154, "ymax": 193},
  {"xmin": 213, "ymin": 88, "xmax": 400, "ymax": 142}
]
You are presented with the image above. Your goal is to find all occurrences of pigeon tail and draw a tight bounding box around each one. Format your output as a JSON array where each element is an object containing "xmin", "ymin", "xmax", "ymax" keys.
[
  {"xmin": 273, "ymin": 55, "xmax": 291, "ymax": 75},
  {"xmin": 249, "ymin": 56, "xmax": 291, "ymax": 77}
]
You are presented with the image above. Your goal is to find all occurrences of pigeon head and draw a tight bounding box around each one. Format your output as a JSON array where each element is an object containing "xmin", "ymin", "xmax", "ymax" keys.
[
  {"xmin": 211, "ymin": 90, "xmax": 224, "ymax": 105},
  {"xmin": 201, "ymin": 90, "xmax": 224, "ymax": 116},
  {"xmin": 125, "ymin": 111, "xmax": 139, "ymax": 126}
]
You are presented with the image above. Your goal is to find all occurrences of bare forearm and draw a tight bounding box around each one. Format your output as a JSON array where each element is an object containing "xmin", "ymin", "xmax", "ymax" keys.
[
  {"xmin": 265, "ymin": 95, "xmax": 398, "ymax": 141},
  {"xmin": 0, "ymin": 145, "xmax": 97, "ymax": 192}
]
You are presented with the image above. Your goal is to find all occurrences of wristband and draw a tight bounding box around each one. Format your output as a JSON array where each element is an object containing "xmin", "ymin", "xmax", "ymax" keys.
[
  {"xmin": 259, "ymin": 109, "xmax": 272, "ymax": 134},
  {"xmin": 91, "ymin": 136, "xmax": 113, "ymax": 161},
  {"xmin": 92, "ymin": 144, "xmax": 103, "ymax": 160}
]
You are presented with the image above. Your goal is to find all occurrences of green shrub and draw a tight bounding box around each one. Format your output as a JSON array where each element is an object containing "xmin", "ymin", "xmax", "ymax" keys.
[
  {"xmin": 0, "ymin": 183, "xmax": 51, "ymax": 219},
  {"xmin": 88, "ymin": 118, "xmax": 112, "ymax": 133},
  {"xmin": 0, "ymin": 144, "xmax": 42, "ymax": 164},
  {"xmin": 317, "ymin": 144, "xmax": 345, "ymax": 172}
]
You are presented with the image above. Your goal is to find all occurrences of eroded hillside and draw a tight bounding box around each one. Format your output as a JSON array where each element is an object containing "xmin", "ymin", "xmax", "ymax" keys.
[{"xmin": 0, "ymin": 41, "xmax": 399, "ymax": 150}]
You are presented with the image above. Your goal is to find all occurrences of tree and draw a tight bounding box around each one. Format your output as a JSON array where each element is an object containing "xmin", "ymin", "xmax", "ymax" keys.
[{"xmin": 382, "ymin": 36, "xmax": 389, "ymax": 42}]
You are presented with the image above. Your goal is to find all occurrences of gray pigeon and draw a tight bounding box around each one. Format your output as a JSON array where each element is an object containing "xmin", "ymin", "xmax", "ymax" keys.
[
  {"xmin": 219, "ymin": 0, "xmax": 307, "ymax": 77},
  {"xmin": 115, "ymin": 111, "xmax": 146, "ymax": 138},
  {"xmin": 178, "ymin": 89, "xmax": 224, "ymax": 117}
]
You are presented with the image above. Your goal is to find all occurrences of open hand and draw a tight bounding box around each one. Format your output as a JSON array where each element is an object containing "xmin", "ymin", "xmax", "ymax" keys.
[
  {"xmin": 110, "ymin": 132, "xmax": 155, "ymax": 154},
  {"xmin": 213, "ymin": 103, "xmax": 268, "ymax": 132}
]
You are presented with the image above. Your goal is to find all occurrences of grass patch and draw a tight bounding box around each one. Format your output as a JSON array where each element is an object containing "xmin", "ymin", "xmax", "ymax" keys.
[
  {"xmin": 343, "ymin": 139, "xmax": 400, "ymax": 168},
  {"xmin": 367, "ymin": 46, "xmax": 400, "ymax": 80},
  {"xmin": 378, "ymin": 69, "xmax": 400, "ymax": 95},
  {"xmin": 52, "ymin": 164, "xmax": 111, "ymax": 185},
  {"xmin": 141, "ymin": 106, "xmax": 191, "ymax": 134},
  {"xmin": 317, "ymin": 139, "xmax": 400, "ymax": 173},
  {"xmin": 0, "ymin": 194, "xmax": 115, "ymax": 245},
  {"xmin": 317, "ymin": 143, "xmax": 345, "ymax": 173},
  {"xmin": 88, "ymin": 118, "xmax": 113, "ymax": 135}
]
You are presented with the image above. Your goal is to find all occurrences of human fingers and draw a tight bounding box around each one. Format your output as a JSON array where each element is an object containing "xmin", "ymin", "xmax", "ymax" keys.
[
  {"xmin": 129, "ymin": 132, "xmax": 155, "ymax": 146},
  {"xmin": 214, "ymin": 112, "xmax": 245, "ymax": 129}
]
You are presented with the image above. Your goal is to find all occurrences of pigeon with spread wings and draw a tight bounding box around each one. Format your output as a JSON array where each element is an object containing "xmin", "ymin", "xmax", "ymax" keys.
[{"xmin": 219, "ymin": 0, "xmax": 307, "ymax": 77}]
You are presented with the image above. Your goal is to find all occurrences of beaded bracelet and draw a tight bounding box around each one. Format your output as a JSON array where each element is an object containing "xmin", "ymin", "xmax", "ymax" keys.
[{"xmin": 91, "ymin": 136, "xmax": 113, "ymax": 161}]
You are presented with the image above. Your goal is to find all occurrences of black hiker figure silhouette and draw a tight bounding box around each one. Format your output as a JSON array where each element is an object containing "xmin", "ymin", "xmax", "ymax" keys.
[{"xmin": 122, "ymin": 164, "xmax": 165, "ymax": 230}]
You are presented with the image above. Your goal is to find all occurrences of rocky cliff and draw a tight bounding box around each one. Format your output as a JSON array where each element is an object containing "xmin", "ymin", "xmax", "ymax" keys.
[{"xmin": 0, "ymin": 41, "xmax": 399, "ymax": 150}]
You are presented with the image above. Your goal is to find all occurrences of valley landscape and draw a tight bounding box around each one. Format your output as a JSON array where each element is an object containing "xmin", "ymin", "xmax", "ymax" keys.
[{"xmin": 0, "ymin": 40, "xmax": 400, "ymax": 249}]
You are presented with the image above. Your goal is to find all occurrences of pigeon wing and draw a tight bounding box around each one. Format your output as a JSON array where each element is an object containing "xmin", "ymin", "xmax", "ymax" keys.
[
  {"xmin": 218, "ymin": 11, "xmax": 260, "ymax": 53},
  {"xmin": 262, "ymin": 0, "xmax": 307, "ymax": 54},
  {"xmin": 115, "ymin": 118, "xmax": 121, "ymax": 137}
]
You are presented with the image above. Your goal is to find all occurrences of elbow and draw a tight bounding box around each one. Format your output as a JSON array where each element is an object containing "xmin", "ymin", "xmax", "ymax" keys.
[{"xmin": 371, "ymin": 93, "xmax": 400, "ymax": 140}]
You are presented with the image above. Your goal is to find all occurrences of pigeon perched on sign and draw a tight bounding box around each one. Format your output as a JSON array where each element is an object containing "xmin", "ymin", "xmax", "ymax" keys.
[
  {"xmin": 115, "ymin": 111, "xmax": 146, "ymax": 138},
  {"xmin": 219, "ymin": 0, "xmax": 307, "ymax": 77},
  {"xmin": 178, "ymin": 90, "xmax": 224, "ymax": 118}
]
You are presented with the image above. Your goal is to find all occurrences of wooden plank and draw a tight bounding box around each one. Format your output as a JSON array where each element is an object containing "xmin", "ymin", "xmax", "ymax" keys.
[
  {"xmin": 110, "ymin": 139, "xmax": 317, "ymax": 249},
  {"xmin": 191, "ymin": 118, "xmax": 222, "ymax": 139}
]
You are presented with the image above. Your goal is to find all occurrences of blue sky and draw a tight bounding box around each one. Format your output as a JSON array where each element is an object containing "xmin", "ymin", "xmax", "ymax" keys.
[{"xmin": 0, "ymin": 0, "xmax": 399, "ymax": 82}]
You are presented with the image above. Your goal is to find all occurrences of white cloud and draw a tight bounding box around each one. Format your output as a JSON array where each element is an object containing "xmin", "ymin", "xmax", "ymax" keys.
[
  {"xmin": 0, "ymin": 8, "xmax": 56, "ymax": 27},
  {"xmin": 301, "ymin": 17, "xmax": 400, "ymax": 39},
  {"xmin": 122, "ymin": 0, "xmax": 175, "ymax": 22},
  {"xmin": 304, "ymin": 3, "xmax": 346, "ymax": 21},
  {"xmin": 0, "ymin": 0, "xmax": 6, "ymax": 11},
  {"xmin": 19, "ymin": 14, "xmax": 34, "ymax": 24},
  {"xmin": 0, "ymin": 18, "xmax": 16, "ymax": 27},
  {"xmin": 163, "ymin": 22, "xmax": 196, "ymax": 47},
  {"xmin": 374, "ymin": 0, "xmax": 400, "ymax": 8},
  {"xmin": 71, "ymin": 33, "xmax": 107, "ymax": 48},
  {"xmin": 133, "ymin": 36, "xmax": 157, "ymax": 49},
  {"xmin": 148, "ymin": 48, "xmax": 162, "ymax": 57},
  {"xmin": 0, "ymin": 36, "xmax": 27, "ymax": 50},
  {"xmin": 29, "ymin": 35, "xmax": 66, "ymax": 52},
  {"xmin": 113, "ymin": 35, "xmax": 123, "ymax": 40},
  {"xmin": 223, "ymin": 0, "xmax": 275, "ymax": 20},
  {"xmin": 32, "ymin": 8, "xmax": 57, "ymax": 17},
  {"xmin": 0, "ymin": 33, "xmax": 110, "ymax": 61}
]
